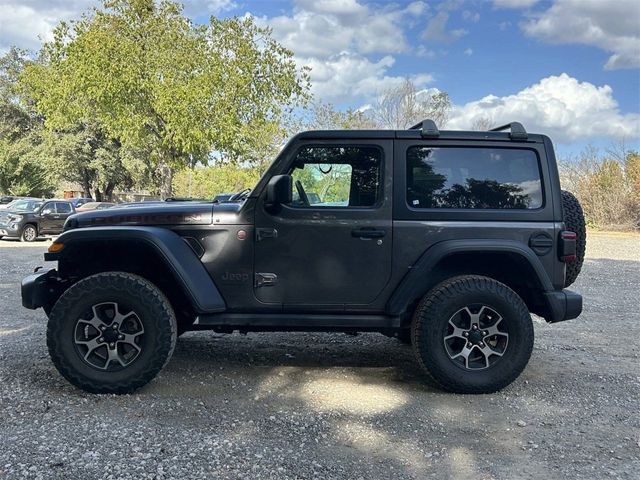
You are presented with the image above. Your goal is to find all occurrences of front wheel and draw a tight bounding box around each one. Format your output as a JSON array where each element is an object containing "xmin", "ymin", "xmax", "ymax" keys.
[
  {"xmin": 47, "ymin": 272, "xmax": 177, "ymax": 394},
  {"xmin": 21, "ymin": 224, "xmax": 37, "ymax": 242},
  {"xmin": 412, "ymin": 275, "xmax": 534, "ymax": 394}
]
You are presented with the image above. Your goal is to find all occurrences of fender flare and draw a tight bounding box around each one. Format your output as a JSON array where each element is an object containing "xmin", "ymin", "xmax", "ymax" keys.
[
  {"xmin": 51, "ymin": 226, "xmax": 226, "ymax": 313},
  {"xmin": 386, "ymin": 239, "xmax": 554, "ymax": 316}
]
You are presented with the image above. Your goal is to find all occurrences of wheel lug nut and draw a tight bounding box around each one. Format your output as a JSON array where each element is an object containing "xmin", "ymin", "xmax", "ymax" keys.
[
  {"xmin": 112, "ymin": 324, "xmax": 118, "ymax": 329},
  {"xmin": 483, "ymin": 331, "xmax": 488, "ymax": 336},
  {"xmin": 463, "ymin": 332, "xmax": 468, "ymax": 337},
  {"xmin": 467, "ymin": 342, "xmax": 472, "ymax": 348},
  {"xmin": 99, "ymin": 337, "xmax": 104, "ymax": 342},
  {"xmin": 109, "ymin": 343, "xmax": 115, "ymax": 348},
  {"xmin": 118, "ymin": 335, "xmax": 124, "ymax": 340},
  {"xmin": 100, "ymin": 326, "xmax": 106, "ymax": 331},
  {"xmin": 480, "ymin": 342, "xmax": 485, "ymax": 347},
  {"xmin": 472, "ymin": 325, "xmax": 478, "ymax": 330}
]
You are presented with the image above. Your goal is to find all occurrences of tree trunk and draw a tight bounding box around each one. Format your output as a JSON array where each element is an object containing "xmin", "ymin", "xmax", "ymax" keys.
[
  {"xmin": 104, "ymin": 182, "xmax": 115, "ymax": 202},
  {"xmin": 159, "ymin": 159, "xmax": 173, "ymax": 200},
  {"xmin": 94, "ymin": 189, "xmax": 103, "ymax": 202},
  {"xmin": 82, "ymin": 171, "xmax": 92, "ymax": 198}
]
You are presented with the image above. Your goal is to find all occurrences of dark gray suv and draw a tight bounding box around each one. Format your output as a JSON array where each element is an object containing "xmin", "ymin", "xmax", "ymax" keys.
[
  {"xmin": 22, "ymin": 121, "xmax": 585, "ymax": 394},
  {"xmin": 1, "ymin": 199, "xmax": 75, "ymax": 241}
]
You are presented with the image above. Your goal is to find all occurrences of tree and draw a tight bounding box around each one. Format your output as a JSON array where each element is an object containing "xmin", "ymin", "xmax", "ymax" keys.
[
  {"xmin": 470, "ymin": 116, "xmax": 495, "ymax": 131},
  {"xmin": 374, "ymin": 78, "xmax": 451, "ymax": 129},
  {"xmin": 0, "ymin": 48, "xmax": 55, "ymax": 196},
  {"xmin": 305, "ymin": 102, "xmax": 377, "ymax": 130},
  {"xmin": 22, "ymin": 0, "xmax": 309, "ymax": 198}
]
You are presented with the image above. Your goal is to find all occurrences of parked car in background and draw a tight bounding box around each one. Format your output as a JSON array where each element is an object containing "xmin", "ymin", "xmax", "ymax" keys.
[
  {"xmin": 69, "ymin": 198, "xmax": 94, "ymax": 208},
  {"xmin": 75, "ymin": 202, "xmax": 115, "ymax": 212},
  {"xmin": 1, "ymin": 195, "xmax": 15, "ymax": 206},
  {"xmin": 0, "ymin": 199, "xmax": 75, "ymax": 241}
]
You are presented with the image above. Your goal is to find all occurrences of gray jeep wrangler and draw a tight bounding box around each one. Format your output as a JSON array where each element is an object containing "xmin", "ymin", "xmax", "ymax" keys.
[{"xmin": 22, "ymin": 120, "xmax": 585, "ymax": 394}]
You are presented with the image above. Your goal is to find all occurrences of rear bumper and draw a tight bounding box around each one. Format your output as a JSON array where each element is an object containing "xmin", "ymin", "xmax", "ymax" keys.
[
  {"xmin": 21, "ymin": 269, "xmax": 62, "ymax": 310},
  {"xmin": 543, "ymin": 289, "xmax": 582, "ymax": 323}
]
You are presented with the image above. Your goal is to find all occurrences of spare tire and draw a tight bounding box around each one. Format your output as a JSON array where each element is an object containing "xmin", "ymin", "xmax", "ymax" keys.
[{"xmin": 561, "ymin": 190, "xmax": 586, "ymax": 287}]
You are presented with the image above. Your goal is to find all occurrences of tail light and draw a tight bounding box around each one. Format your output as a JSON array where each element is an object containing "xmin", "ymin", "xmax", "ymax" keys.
[{"xmin": 559, "ymin": 231, "xmax": 577, "ymax": 262}]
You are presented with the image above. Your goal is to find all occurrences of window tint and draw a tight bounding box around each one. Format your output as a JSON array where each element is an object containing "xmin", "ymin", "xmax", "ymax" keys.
[
  {"xmin": 290, "ymin": 146, "xmax": 382, "ymax": 208},
  {"xmin": 407, "ymin": 147, "xmax": 542, "ymax": 209},
  {"xmin": 55, "ymin": 202, "xmax": 72, "ymax": 213}
]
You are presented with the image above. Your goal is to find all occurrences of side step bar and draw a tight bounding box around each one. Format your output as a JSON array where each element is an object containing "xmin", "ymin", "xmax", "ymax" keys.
[{"xmin": 194, "ymin": 313, "xmax": 401, "ymax": 331}]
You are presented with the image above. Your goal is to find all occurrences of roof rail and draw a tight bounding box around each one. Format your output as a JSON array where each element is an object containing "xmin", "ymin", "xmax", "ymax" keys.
[
  {"xmin": 489, "ymin": 122, "xmax": 528, "ymax": 140},
  {"xmin": 409, "ymin": 119, "xmax": 440, "ymax": 138}
]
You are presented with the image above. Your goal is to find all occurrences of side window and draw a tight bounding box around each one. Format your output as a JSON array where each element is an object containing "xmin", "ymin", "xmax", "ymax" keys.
[
  {"xmin": 289, "ymin": 146, "xmax": 382, "ymax": 208},
  {"xmin": 42, "ymin": 202, "xmax": 55, "ymax": 213},
  {"xmin": 55, "ymin": 202, "xmax": 72, "ymax": 214},
  {"xmin": 407, "ymin": 147, "xmax": 543, "ymax": 209}
]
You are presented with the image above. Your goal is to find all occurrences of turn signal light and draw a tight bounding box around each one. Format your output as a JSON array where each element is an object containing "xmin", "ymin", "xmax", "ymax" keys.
[{"xmin": 48, "ymin": 242, "xmax": 64, "ymax": 253}]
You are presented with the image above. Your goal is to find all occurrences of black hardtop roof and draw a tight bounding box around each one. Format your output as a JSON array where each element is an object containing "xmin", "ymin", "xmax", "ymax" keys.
[
  {"xmin": 293, "ymin": 120, "xmax": 546, "ymax": 143},
  {"xmin": 294, "ymin": 129, "xmax": 546, "ymax": 143}
]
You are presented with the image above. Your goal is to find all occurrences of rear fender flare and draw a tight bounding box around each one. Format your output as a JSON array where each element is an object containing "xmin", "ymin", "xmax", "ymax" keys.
[{"xmin": 386, "ymin": 239, "xmax": 553, "ymax": 316}]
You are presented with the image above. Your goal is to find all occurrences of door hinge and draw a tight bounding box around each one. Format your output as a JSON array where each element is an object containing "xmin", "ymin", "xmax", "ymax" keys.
[{"xmin": 255, "ymin": 272, "xmax": 278, "ymax": 287}]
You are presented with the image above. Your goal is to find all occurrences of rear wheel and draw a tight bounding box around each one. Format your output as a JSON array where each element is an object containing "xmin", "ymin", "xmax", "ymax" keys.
[
  {"xmin": 47, "ymin": 272, "xmax": 177, "ymax": 394},
  {"xmin": 412, "ymin": 275, "xmax": 534, "ymax": 394},
  {"xmin": 21, "ymin": 224, "xmax": 37, "ymax": 242},
  {"xmin": 561, "ymin": 190, "xmax": 586, "ymax": 287}
]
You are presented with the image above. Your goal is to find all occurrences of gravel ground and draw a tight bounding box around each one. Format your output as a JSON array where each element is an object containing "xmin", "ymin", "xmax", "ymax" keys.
[{"xmin": 0, "ymin": 233, "xmax": 639, "ymax": 479}]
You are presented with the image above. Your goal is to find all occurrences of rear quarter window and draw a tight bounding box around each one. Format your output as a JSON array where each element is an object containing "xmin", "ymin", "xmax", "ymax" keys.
[{"xmin": 407, "ymin": 147, "xmax": 543, "ymax": 209}]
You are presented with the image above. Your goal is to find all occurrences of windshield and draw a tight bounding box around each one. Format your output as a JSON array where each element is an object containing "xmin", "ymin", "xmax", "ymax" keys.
[{"xmin": 10, "ymin": 200, "xmax": 43, "ymax": 212}]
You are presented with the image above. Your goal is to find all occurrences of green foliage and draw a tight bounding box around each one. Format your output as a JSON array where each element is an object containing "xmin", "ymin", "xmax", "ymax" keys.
[
  {"xmin": 0, "ymin": 135, "xmax": 56, "ymax": 197},
  {"xmin": 172, "ymin": 163, "xmax": 260, "ymax": 199},
  {"xmin": 21, "ymin": 0, "xmax": 310, "ymax": 198}
]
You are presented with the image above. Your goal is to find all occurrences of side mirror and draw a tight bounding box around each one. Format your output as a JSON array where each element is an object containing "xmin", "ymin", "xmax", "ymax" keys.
[
  {"xmin": 265, "ymin": 174, "xmax": 292, "ymax": 209},
  {"xmin": 42, "ymin": 208, "xmax": 53, "ymax": 215}
]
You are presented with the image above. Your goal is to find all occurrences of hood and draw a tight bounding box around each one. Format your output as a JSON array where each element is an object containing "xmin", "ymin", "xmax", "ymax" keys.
[{"xmin": 65, "ymin": 202, "xmax": 243, "ymax": 230}]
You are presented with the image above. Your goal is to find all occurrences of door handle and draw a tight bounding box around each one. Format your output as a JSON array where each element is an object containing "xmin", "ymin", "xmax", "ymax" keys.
[
  {"xmin": 53, "ymin": 215, "xmax": 60, "ymax": 219},
  {"xmin": 256, "ymin": 228, "xmax": 278, "ymax": 242},
  {"xmin": 351, "ymin": 227, "xmax": 386, "ymax": 239}
]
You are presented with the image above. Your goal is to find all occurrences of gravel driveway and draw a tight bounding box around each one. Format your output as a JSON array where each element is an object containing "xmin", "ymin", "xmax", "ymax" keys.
[{"xmin": 0, "ymin": 233, "xmax": 639, "ymax": 479}]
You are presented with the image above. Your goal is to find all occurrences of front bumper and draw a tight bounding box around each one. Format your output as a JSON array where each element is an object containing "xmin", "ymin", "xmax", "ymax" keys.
[
  {"xmin": 21, "ymin": 269, "xmax": 64, "ymax": 310},
  {"xmin": 543, "ymin": 289, "xmax": 583, "ymax": 323},
  {"xmin": 0, "ymin": 223, "xmax": 20, "ymax": 238}
]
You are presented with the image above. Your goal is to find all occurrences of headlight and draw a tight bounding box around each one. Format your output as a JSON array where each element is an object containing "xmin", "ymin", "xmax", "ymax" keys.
[{"xmin": 7, "ymin": 214, "xmax": 23, "ymax": 222}]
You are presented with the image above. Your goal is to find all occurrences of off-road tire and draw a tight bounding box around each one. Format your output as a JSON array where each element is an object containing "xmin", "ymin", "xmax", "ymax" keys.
[
  {"xmin": 411, "ymin": 275, "xmax": 534, "ymax": 394},
  {"xmin": 21, "ymin": 224, "xmax": 37, "ymax": 242},
  {"xmin": 561, "ymin": 190, "xmax": 586, "ymax": 287},
  {"xmin": 47, "ymin": 272, "xmax": 177, "ymax": 394}
]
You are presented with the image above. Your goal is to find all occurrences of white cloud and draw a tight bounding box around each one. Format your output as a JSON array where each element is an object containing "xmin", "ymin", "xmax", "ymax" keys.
[
  {"xmin": 521, "ymin": 0, "xmax": 640, "ymax": 70},
  {"xmin": 422, "ymin": 11, "xmax": 467, "ymax": 43},
  {"xmin": 462, "ymin": 10, "xmax": 480, "ymax": 22},
  {"xmin": 447, "ymin": 73, "xmax": 640, "ymax": 143},
  {"xmin": 464, "ymin": 48, "xmax": 473, "ymax": 56},
  {"xmin": 0, "ymin": 0, "xmax": 237, "ymax": 52},
  {"xmin": 0, "ymin": 0, "xmax": 97, "ymax": 51},
  {"xmin": 260, "ymin": 0, "xmax": 428, "ymax": 59},
  {"xmin": 300, "ymin": 52, "xmax": 433, "ymax": 104},
  {"xmin": 493, "ymin": 0, "xmax": 539, "ymax": 8}
]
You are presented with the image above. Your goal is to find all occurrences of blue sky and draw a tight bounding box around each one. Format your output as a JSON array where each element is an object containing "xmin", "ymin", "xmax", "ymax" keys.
[{"xmin": 1, "ymin": 0, "xmax": 639, "ymax": 156}]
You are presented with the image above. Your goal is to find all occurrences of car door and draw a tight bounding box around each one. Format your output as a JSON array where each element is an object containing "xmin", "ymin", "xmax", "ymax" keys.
[
  {"xmin": 253, "ymin": 140, "xmax": 393, "ymax": 309},
  {"xmin": 38, "ymin": 202, "xmax": 58, "ymax": 233},
  {"xmin": 54, "ymin": 202, "xmax": 73, "ymax": 231}
]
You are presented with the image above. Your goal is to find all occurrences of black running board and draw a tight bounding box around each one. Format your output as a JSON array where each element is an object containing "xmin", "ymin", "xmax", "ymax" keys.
[{"xmin": 193, "ymin": 313, "xmax": 401, "ymax": 332}]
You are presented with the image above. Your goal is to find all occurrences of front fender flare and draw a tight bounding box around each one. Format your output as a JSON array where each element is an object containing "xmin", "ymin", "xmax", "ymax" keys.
[{"xmin": 50, "ymin": 226, "xmax": 226, "ymax": 313}]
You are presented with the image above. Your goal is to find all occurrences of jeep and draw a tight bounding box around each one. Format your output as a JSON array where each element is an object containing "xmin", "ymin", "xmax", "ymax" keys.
[{"xmin": 21, "ymin": 121, "xmax": 585, "ymax": 394}]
